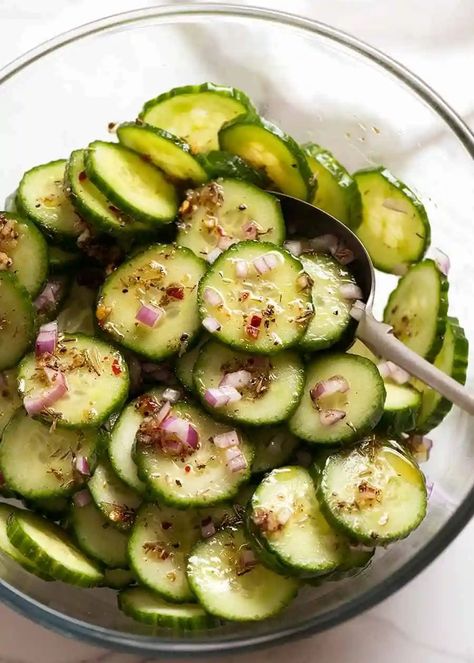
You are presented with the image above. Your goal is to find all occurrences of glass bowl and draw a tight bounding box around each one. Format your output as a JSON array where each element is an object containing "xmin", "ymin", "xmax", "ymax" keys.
[{"xmin": 0, "ymin": 3, "xmax": 473, "ymax": 656}]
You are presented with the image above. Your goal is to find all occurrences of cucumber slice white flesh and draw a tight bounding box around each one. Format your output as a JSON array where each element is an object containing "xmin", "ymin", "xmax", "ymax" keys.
[
  {"xmin": 0, "ymin": 272, "xmax": 35, "ymax": 371},
  {"xmin": 251, "ymin": 426, "xmax": 299, "ymax": 474},
  {"xmin": 97, "ymin": 244, "xmax": 206, "ymax": 362},
  {"xmin": 135, "ymin": 400, "xmax": 253, "ymax": 508},
  {"xmin": 18, "ymin": 333, "xmax": 129, "ymax": 427},
  {"xmin": 319, "ymin": 439, "xmax": 427, "ymax": 544},
  {"xmin": 85, "ymin": 141, "xmax": 178, "ymax": 226},
  {"xmin": 414, "ymin": 317, "xmax": 468, "ymax": 434},
  {"xmin": 0, "ymin": 212, "xmax": 48, "ymax": 297},
  {"xmin": 140, "ymin": 83, "xmax": 255, "ymax": 153},
  {"xmin": 187, "ymin": 524, "xmax": 299, "ymax": 621},
  {"xmin": 103, "ymin": 568, "xmax": 134, "ymax": 589},
  {"xmin": 48, "ymin": 245, "xmax": 82, "ymax": 273},
  {"xmin": 118, "ymin": 586, "xmax": 217, "ymax": 629},
  {"xmin": 289, "ymin": 353, "xmax": 385, "ymax": 445},
  {"xmin": 198, "ymin": 241, "xmax": 313, "ymax": 354},
  {"xmin": 16, "ymin": 159, "xmax": 83, "ymax": 245},
  {"xmin": 383, "ymin": 259, "xmax": 448, "ymax": 361},
  {"xmin": 304, "ymin": 144, "xmax": 362, "ymax": 229},
  {"xmin": 193, "ymin": 340, "xmax": 304, "ymax": 425},
  {"xmin": 57, "ymin": 281, "xmax": 97, "ymax": 335},
  {"xmin": 129, "ymin": 503, "xmax": 201, "ymax": 602},
  {"xmin": 0, "ymin": 504, "xmax": 52, "ymax": 580},
  {"xmin": 248, "ymin": 466, "xmax": 348, "ymax": 577},
  {"xmin": 299, "ymin": 252, "xmax": 357, "ymax": 351},
  {"xmin": 354, "ymin": 167, "xmax": 430, "ymax": 273},
  {"xmin": 219, "ymin": 116, "xmax": 314, "ymax": 200},
  {"xmin": 0, "ymin": 409, "xmax": 98, "ymax": 499},
  {"xmin": 70, "ymin": 500, "xmax": 129, "ymax": 568},
  {"xmin": 7, "ymin": 509, "xmax": 103, "ymax": 586},
  {"xmin": 175, "ymin": 336, "xmax": 207, "ymax": 392},
  {"xmin": 0, "ymin": 368, "xmax": 21, "ymax": 437},
  {"xmin": 379, "ymin": 383, "xmax": 421, "ymax": 435},
  {"xmin": 88, "ymin": 460, "xmax": 142, "ymax": 532},
  {"xmin": 176, "ymin": 179, "xmax": 285, "ymax": 259},
  {"xmin": 117, "ymin": 123, "xmax": 208, "ymax": 184}
]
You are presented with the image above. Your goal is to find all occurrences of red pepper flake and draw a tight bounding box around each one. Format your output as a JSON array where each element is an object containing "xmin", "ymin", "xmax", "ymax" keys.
[
  {"xmin": 184, "ymin": 465, "xmax": 191, "ymax": 473},
  {"xmin": 250, "ymin": 315, "xmax": 262, "ymax": 328},
  {"xmin": 162, "ymin": 521, "xmax": 172, "ymax": 530},
  {"xmin": 111, "ymin": 358, "xmax": 122, "ymax": 376},
  {"xmin": 78, "ymin": 171, "xmax": 87, "ymax": 182},
  {"xmin": 166, "ymin": 285, "xmax": 184, "ymax": 300},
  {"xmin": 246, "ymin": 324, "xmax": 260, "ymax": 339}
]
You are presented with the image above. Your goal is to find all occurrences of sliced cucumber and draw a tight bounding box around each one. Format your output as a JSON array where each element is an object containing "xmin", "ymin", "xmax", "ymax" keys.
[
  {"xmin": 129, "ymin": 503, "xmax": 200, "ymax": 602},
  {"xmin": 70, "ymin": 499, "xmax": 129, "ymax": 568},
  {"xmin": 307, "ymin": 545, "xmax": 375, "ymax": 585},
  {"xmin": 415, "ymin": 317, "xmax": 468, "ymax": 434},
  {"xmin": 176, "ymin": 179, "xmax": 285, "ymax": 259},
  {"xmin": 140, "ymin": 83, "xmax": 255, "ymax": 153},
  {"xmin": 248, "ymin": 466, "xmax": 348, "ymax": 577},
  {"xmin": 0, "ymin": 410, "xmax": 98, "ymax": 499},
  {"xmin": 354, "ymin": 167, "xmax": 430, "ymax": 273},
  {"xmin": 57, "ymin": 280, "xmax": 96, "ymax": 335},
  {"xmin": 135, "ymin": 400, "xmax": 253, "ymax": 508},
  {"xmin": 25, "ymin": 496, "xmax": 70, "ymax": 520},
  {"xmin": 97, "ymin": 244, "xmax": 206, "ymax": 361},
  {"xmin": 299, "ymin": 251, "xmax": 357, "ymax": 351},
  {"xmin": 193, "ymin": 340, "xmax": 304, "ymax": 425},
  {"xmin": 383, "ymin": 259, "xmax": 448, "ymax": 361},
  {"xmin": 304, "ymin": 143, "xmax": 362, "ymax": 228},
  {"xmin": 48, "ymin": 245, "xmax": 82, "ymax": 273},
  {"xmin": 0, "ymin": 272, "xmax": 35, "ymax": 371},
  {"xmin": 34, "ymin": 275, "xmax": 71, "ymax": 326},
  {"xmin": 379, "ymin": 383, "xmax": 421, "ymax": 435},
  {"xmin": 16, "ymin": 159, "xmax": 83, "ymax": 245},
  {"xmin": 187, "ymin": 524, "xmax": 298, "ymax": 621},
  {"xmin": 0, "ymin": 368, "xmax": 21, "ymax": 437},
  {"xmin": 198, "ymin": 241, "xmax": 313, "ymax": 354},
  {"xmin": 175, "ymin": 336, "xmax": 207, "ymax": 393},
  {"xmin": 251, "ymin": 426, "xmax": 299, "ymax": 474},
  {"xmin": 88, "ymin": 460, "xmax": 142, "ymax": 531},
  {"xmin": 118, "ymin": 586, "xmax": 217, "ymax": 629},
  {"xmin": 66, "ymin": 149, "xmax": 152, "ymax": 238},
  {"xmin": 7, "ymin": 509, "xmax": 103, "ymax": 586},
  {"xmin": 201, "ymin": 150, "xmax": 267, "ymax": 187},
  {"xmin": 117, "ymin": 122, "xmax": 208, "ymax": 185},
  {"xmin": 103, "ymin": 568, "xmax": 134, "ymax": 589},
  {"xmin": 289, "ymin": 353, "xmax": 385, "ymax": 445},
  {"xmin": 18, "ymin": 333, "xmax": 129, "ymax": 427},
  {"xmin": 85, "ymin": 141, "xmax": 178, "ymax": 226},
  {"xmin": 319, "ymin": 439, "xmax": 427, "ymax": 544},
  {"xmin": 0, "ymin": 504, "xmax": 51, "ymax": 580},
  {"xmin": 0, "ymin": 212, "xmax": 48, "ymax": 297}
]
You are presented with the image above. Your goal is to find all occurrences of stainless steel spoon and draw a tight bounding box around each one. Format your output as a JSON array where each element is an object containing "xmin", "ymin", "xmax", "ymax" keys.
[{"xmin": 276, "ymin": 192, "xmax": 474, "ymax": 415}]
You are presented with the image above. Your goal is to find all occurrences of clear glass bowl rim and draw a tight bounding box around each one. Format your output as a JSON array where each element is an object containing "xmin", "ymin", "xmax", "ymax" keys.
[{"xmin": 0, "ymin": 3, "xmax": 473, "ymax": 656}]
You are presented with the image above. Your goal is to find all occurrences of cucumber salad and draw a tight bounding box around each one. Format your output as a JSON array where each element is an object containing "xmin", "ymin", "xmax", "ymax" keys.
[{"xmin": 0, "ymin": 82, "xmax": 467, "ymax": 630}]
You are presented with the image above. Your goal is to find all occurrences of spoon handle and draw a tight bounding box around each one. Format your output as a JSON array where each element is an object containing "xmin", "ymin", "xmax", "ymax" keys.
[{"xmin": 356, "ymin": 310, "xmax": 474, "ymax": 416}]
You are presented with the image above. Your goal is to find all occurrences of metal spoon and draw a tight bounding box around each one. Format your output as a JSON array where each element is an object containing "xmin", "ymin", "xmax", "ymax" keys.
[{"xmin": 276, "ymin": 192, "xmax": 474, "ymax": 415}]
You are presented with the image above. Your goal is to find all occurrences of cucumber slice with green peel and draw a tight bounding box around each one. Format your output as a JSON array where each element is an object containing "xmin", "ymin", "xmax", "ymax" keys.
[
  {"xmin": 0, "ymin": 368, "xmax": 21, "ymax": 437},
  {"xmin": 219, "ymin": 116, "xmax": 314, "ymax": 200},
  {"xmin": 193, "ymin": 340, "xmax": 304, "ymax": 426},
  {"xmin": 248, "ymin": 466, "xmax": 348, "ymax": 577},
  {"xmin": 299, "ymin": 252, "xmax": 358, "ymax": 352},
  {"xmin": 24, "ymin": 496, "xmax": 70, "ymax": 520},
  {"xmin": 0, "ymin": 504, "xmax": 52, "ymax": 580},
  {"xmin": 319, "ymin": 439, "xmax": 427, "ymax": 544},
  {"xmin": 0, "ymin": 410, "xmax": 99, "ymax": 499},
  {"xmin": 57, "ymin": 281, "xmax": 97, "ymax": 335},
  {"xmin": 85, "ymin": 141, "xmax": 178, "ymax": 227},
  {"xmin": 97, "ymin": 244, "xmax": 206, "ymax": 361},
  {"xmin": 250, "ymin": 426, "xmax": 299, "ymax": 474},
  {"xmin": 289, "ymin": 353, "xmax": 386, "ymax": 445},
  {"xmin": 117, "ymin": 123, "xmax": 208, "ymax": 185},
  {"xmin": 18, "ymin": 333, "xmax": 129, "ymax": 428},
  {"xmin": 175, "ymin": 336, "xmax": 207, "ymax": 393},
  {"xmin": 48, "ymin": 245, "xmax": 82, "ymax": 273},
  {"xmin": 135, "ymin": 399, "xmax": 253, "ymax": 508},
  {"xmin": 187, "ymin": 524, "xmax": 299, "ymax": 621},
  {"xmin": 70, "ymin": 500, "xmax": 129, "ymax": 568},
  {"xmin": 200, "ymin": 150, "xmax": 267, "ymax": 187},
  {"xmin": 16, "ymin": 159, "xmax": 83, "ymax": 245},
  {"xmin": 129, "ymin": 503, "xmax": 201, "ymax": 602},
  {"xmin": 66, "ymin": 149, "xmax": 152, "ymax": 238},
  {"xmin": 176, "ymin": 179, "xmax": 285, "ymax": 260},
  {"xmin": 118, "ymin": 586, "xmax": 217, "ymax": 629},
  {"xmin": 34, "ymin": 275, "xmax": 72, "ymax": 327},
  {"xmin": 378, "ymin": 383, "xmax": 421, "ymax": 435},
  {"xmin": 198, "ymin": 241, "xmax": 313, "ymax": 354},
  {"xmin": 88, "ymin": 460, "xmax": 142, "ymax": 532},
  {"xmin": 0, "ymin": 272, "xmax": 35, "ymax": 371},
  {"xmin": 0, "ymin": 212, "xmax": 48, "ymax": 297},
  {"xmin": 103, "ymin": 568, "xmax": 134, "ymax": 589},
  {"xmin": 140, "ymin": 83, "xmax": 255, "ymax": 153},
  {"xmin": 354, "ymin": 167, "xmax": 430, "ymax": 273},
  {"xmin": 307, "ymin": 545, "xmax": 375, "ymax": 585},
  {"xmin": 303, "ymin": 144, "xmax": 362, "ymax": 229},
  {"xmin": 383, "ymin": 259, "xmax": 448, "ymax": 361},
  {"xmin": 6, "ymin": 509, "xmax": 103, "ymax": 586},
  {"xmin": 414, "ymin": 317, "xmax": 468, "ymax": 434}
]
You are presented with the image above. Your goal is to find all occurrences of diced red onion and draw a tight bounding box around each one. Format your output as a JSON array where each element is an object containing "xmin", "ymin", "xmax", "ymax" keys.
[
  {"xmin": 242, "ymin": 221, "xmax": 258, "ymax": 239},
  {"xmin": 162, "ymin": 388, "xmax": 181, "ymax": 404},
  {"xmin": 228, "ymin": 453, "xmax": 248, "ymax": 473},
  {"xmin": 433, "ymin": 248, "xmax": 450, "ymax": 277},
  {"xmin": 202, "ymin": 316, "xmax": 221, "ymax": 333},
  {"xmin": 339, "ymin": 283, "xmax": 363, "ymax": 300},
  {"xmin": 155, "ymin": 400, "xmax": 172, "ymax": 427},
  {"xmin": 136, "ymin": 304, "xmax": 163, "ymax": 328},
  {"xmin": 34, "ymin": 280, "xmax": 62, "ymax": 312},
  {"xmin": 24, "ymin": 369, "xmax": 68, "ymax": 415},
  {"xmin": 263, "ymin": 252, "xmax": 283, "ymax": 270},
  {"xmin": 235, "ymin": 259, "xmax": 248, "ymax": 278},
  {"xmin": 219, "ymin": 370, "xmax": 252, "ymax": 390},
  {"xmin": 350, "ymin": 300, "xmax": 366, "ymax": 321},
  {"xmin": 333, "ymin": 245, "xmax": 355, "ymax": 265},
  {"xmin": 319, "ymin": 409, "xmax": 346, "ymax": 426},
  {"xmin": 218, "ymin": 235, "xmax": 234, "ymax": 251},
  {"xmin": 213, "ymin": 430, "xmax": 240, "ymax": 449},
  {"xmin": 204, "ymin": 386, "xmax": 241, "ymax": 408},
  {"xmin": 74, "ymin": 455, "xmax": 90, "ymax": 476},
  {"xmin": 207, "ymin": 247, "xmax": 222, "ymax": 263},
  {"xmin": 408, "ymin": 435, "xmax": 433, "ymax": 463},
  {"xmin": 220, "ymin": 386, "xmax": 242, "ymax": 403},
  {"xmin": 310, "ymin": 375, "xmax": 349, "ymax": 403},
  {"xmin": 203, "ymin": 287, "xmax": 223, "ymax": 307},
  {"xmin": 276, "ymin": 507, "xmax": 293, "ymax": 526},
  {"xmin": 382, "ymin": 198, "xmax": 407, "ymax": 213},
  {"xmin": 239, "ymin": 548, "xmax": 257, "ymax": 569},
  {"xmin": 35, "ymin": 321, "xmax": 58, "ymax": 356},
  {"xmin": 377, "ymin": 362, "xmax": 392, "ymax": 380},
  {"xmin": 383, "ymin": 361, "xmax": 410, "ymax": 385},
  {"xmin": 224, "ymin": 446, "xmax": 242, "ymax": 462},
  {"xmin": 284, "ymin": 240, "xmax": 303, "ymax": 256},
  {"xmin": 200, "ymin": 517, "xmax": 216, "ymax": 539},
  {"xmin": 73, "ymin": 489, "xmax": 91, "ymax": 507},
  {"xmin": 253, "ymin": 255, "xmax": 269, "ymax": 274},
  {"xmin": 185, "ymin": 424, "xmax": 199, "ymax": 450},
  {"xmin": 161, "ymin": 415, "xmax": 199, "ymax": 450},
  {"xmin": 309, "ymin": 234, "xmax": 339, "ymax": 254}
]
